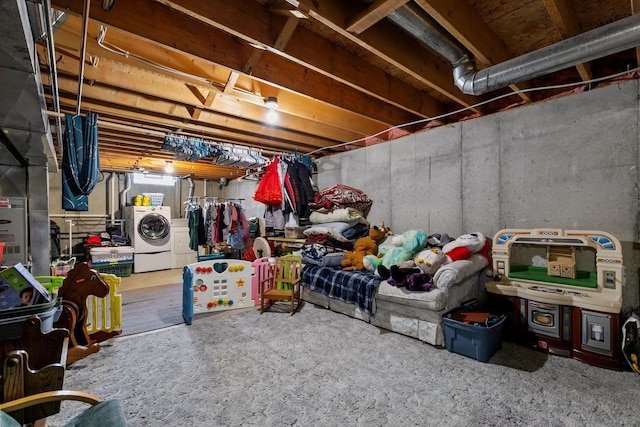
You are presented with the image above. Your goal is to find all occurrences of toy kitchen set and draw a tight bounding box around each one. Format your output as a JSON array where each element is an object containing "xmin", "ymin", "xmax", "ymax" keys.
[{"xmin": 486, "ymin": 228, "xmax": 624, "ymax": 370}]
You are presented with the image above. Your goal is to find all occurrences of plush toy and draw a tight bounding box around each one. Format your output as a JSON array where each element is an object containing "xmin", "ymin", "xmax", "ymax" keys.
[
  {"xmin": 340, "ymin": 236, "xmax": 378, "ymax": 271},
  {"xmin": 363, "ymin": 229, "xmax": 427, "ymax": 274},
  {"xmin": 442, "ymin": 232, "xmax": 493, "ymax": 277},
  {"xmin": 442, "ymin": 232, "xmax": 487, "ymax": 263},
  {"xmin": 426, "ymin": 233, "xmax": 454, "ymax": 248},
  {"xmin": 377, "ymin": 247, "xmax": 446, "ymax": 288},
  {"xmin": 340, "ymin": 225, "xmax": 385, "ymax": 271},
  {"xmin": 369, "ymin": 221, "xmax": 393, "ymax": 245}
]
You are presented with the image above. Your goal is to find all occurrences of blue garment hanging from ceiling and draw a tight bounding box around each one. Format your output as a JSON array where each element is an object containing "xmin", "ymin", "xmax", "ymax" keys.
[{"xmin": 62, "ymin": 113, "xmax": 101, "ymax": 211}]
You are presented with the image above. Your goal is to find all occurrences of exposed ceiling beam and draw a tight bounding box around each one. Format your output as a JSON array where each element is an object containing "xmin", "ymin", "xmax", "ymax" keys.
[
  {"xmin": 51, "ymin": 16, "xmax": 390, "ymax": 138},
  {"xmin": 51, "ymin": 0, "xmax": 430, "ymax": 127},
  {"xmin": 281, "ymin": 0, "xmax": 482, "ymax": 112},
  {"xmin": 346, "ymin": 0, "xmax": 409, "ymax": 34}
]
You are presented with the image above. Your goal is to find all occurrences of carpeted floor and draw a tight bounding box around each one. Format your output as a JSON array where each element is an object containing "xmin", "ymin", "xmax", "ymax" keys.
[
  {"xmin": 49, "ymin": 303, "xmax": 638, "ymax": 427},
  {"xmin": 120, "ymin": 283, "xmax": 185, "ymax": 336}
]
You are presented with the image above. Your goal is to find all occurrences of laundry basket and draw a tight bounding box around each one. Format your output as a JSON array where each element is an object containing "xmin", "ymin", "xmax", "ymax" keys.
[{"xmin": 143, "ymin": 193, "xmax": 164, "ymax": 206}]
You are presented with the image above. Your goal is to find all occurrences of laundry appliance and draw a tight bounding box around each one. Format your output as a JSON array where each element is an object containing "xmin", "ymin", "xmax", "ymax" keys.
[
  {"xmin": 126, "ymin": 205, "xmax": 172, "ymax": 273},
  {"xmin": 170, "ymin": 218, "xmax": 196, "ymax": 269}
]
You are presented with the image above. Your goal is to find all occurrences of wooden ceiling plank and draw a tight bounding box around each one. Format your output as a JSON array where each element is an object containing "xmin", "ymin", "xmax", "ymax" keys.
[
  {"xmin": 274, "ymin": 16, "xmax": 300, "ymax": 51},
  {"xmin": 56, "ymin": 21, "xmax": 386, "ymax": 137},
  {"xmin": 154, "ymin": 0, "xmax": 445, "ymax": 120},
  {"xmin": 51, "ymin": 0, "xmax": 418, "ymax": 128},
  {"xmin": 223, "ymin": 72, "xmax": 240, "ymax": 94},
  {"xmin": 347, "ymin": 0, "xmax": 409, "ymax": 34},
  {"xmin": 540, "ymin": 0, "xmax": 592, "ymax": 81},
  {"xmin": 51, "ymin": 89, "xmax": 337, "ymax": 153},
  {"xmin": 281, "ymin": 0, "xmax": 480, "ymax": 110},
  {"xmin": 43, "ymin": 45, "xmax": 376, "ymax": 143}
]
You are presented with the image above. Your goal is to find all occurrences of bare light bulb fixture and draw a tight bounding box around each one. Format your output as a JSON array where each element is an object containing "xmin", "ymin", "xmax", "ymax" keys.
[
  {"xmin": 264, "ymin": 96, "xmax": 279, "ymax": 124},
  {"xmin": 164, "ymin": 161, "xmax": 174, "ymax": 174},
  {"xmin": 264, "ymin": 96, "xmax": 279, "ymax": 109}
]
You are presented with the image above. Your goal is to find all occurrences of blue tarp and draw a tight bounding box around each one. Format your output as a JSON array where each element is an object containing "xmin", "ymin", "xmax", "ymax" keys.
[{"xmin": 62, "ymin": 113, "xmax": 100, "ymax": 211}]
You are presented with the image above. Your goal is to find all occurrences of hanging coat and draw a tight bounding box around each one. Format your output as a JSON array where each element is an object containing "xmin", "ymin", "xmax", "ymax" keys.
[{"xmin": 62, "ymin": 113, "xmax": 101, "ymax": 211}]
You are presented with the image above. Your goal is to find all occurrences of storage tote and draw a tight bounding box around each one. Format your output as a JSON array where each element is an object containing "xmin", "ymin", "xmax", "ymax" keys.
[
  {"xmin": 442, "ymin": 304, "xmax": 506, "ymax": 363},
  {"xmin": 90, "ymin": 246, "xmax": 134, "ymax": 263}
]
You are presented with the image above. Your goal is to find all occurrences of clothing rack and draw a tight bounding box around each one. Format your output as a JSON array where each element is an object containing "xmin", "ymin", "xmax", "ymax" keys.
[{"xmin": 185, "ymin": 196, "xmax": 245, "ymax": 203}]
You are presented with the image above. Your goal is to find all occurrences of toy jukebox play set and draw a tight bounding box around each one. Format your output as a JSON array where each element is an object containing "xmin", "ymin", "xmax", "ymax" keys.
[
  {"xmin": 182, "ymin": 259, "xmax": 256, "ymax": 324},
  {"xmin": 486, "ymin": 228, "xmax": 624, "ymax": 370}
]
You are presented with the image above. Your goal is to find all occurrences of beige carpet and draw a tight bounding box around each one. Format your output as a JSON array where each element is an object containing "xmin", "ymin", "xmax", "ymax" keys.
[
  {"xmin": 50, "ymin": 303, "xmax": 639, "ymax": 427},
  {"xmin": 120, "ymin": 282, "xmax": 185, "ymax": 336},
  {"xmin": 118, "ymin": 268, "xmax": 256, "ymax": 336}
]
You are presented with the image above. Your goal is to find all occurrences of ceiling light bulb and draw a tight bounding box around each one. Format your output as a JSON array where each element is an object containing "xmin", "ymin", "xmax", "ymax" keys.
[
  {"xmin": 266, "ymin": 109, "xmax": 278, "ymax": 124},
  {"xmin": 264, "ymin": 96, "xmax": 279, "ymax": 109},
  {"xmin": 165, "ymin": 162, "xmax": 174, "ymax": 173}
]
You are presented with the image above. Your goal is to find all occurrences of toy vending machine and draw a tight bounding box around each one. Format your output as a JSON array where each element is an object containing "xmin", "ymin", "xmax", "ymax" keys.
[{"xmin": 182, "ymin": 259, "xmax": 255, "ymax": 324}]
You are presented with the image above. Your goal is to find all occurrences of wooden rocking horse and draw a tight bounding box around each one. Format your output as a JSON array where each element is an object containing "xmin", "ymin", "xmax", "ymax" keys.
[{"xmin": 53, "ymin": 262, "xmax": 110, "ymax": 365}]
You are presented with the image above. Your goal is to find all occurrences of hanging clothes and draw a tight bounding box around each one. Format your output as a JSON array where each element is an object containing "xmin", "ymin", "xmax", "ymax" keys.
[
  {"xmin": 187, "ymin": 206, "xmax": 202, "ymax": 251},
  {"xmin": 227, "ymin": 203, "xmax": 249, "ymax": 250},
  {"xmin": 205, "ymin": 200, "xmax": 217, "ymax": 247},
  {"xmin": 253, "ymin": 157, "xmax": 283, "ymax": 205},
  {"xmin": 62, "ymin": 113, "xmax": 101, "ymax": 211}
]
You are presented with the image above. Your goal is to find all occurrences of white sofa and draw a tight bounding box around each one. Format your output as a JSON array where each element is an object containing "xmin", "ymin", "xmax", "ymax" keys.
[{"xmin": 301, "ymin": 254, "xmax": 488, "ymax": 346}]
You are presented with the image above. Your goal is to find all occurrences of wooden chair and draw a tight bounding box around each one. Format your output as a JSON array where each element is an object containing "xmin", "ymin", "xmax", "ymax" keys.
[
  {"xmin": 0, "ymin": 390, "xmax": 127, "ymax": 427},
  {"xmin": 259, "ymin": 256, "xmax": 302, "ymax": 315}
]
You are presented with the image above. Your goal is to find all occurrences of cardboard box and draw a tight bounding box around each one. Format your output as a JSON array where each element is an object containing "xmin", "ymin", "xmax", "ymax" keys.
[{"xmin": 0, "ymin": 263, "xmax": 52, "ymax": 310}]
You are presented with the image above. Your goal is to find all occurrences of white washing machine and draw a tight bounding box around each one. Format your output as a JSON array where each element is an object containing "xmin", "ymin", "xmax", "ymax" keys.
[
  {"xmin": 170, "ymin": 218, "xmax": 197, "ymax": 268},
  {"xmin": 126, "ymin": 205, "xmax": 172, "ymax": 273}
]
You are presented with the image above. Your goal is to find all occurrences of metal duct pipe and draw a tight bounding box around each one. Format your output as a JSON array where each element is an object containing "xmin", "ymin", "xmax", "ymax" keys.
[
  {"xmin": 119, "ymin": 172, "xmax": 132, "ymax": 212},
  {"xmin": 42, "ymin": 1, "xmax": 63, "ymax": 158},
  {"xmin": 75, "ymin": 0, "xmax": 91, "ymax": 115},
  {"xmin": 107, "ymin": 172, "xmax": 115, "ymax": 225},
  {"xmin": 387, "ymin": 4, "xmax": 472, "ymax": 69},
  {"xmin": 456, "ymin": 13, "xmax": 640, "ymax": 95},
  {"xmin": 389, "ymin": 6, "xmax": 640, "ymax": 95},
  {"xmin": 187, "ymin": 177, "xmax": 195, "ymax": 199}
]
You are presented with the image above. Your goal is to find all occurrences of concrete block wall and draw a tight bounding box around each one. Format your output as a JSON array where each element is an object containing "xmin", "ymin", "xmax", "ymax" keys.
[{"xmin": 316, "ymin": 79, "xmax": 640, "ymax": 311}]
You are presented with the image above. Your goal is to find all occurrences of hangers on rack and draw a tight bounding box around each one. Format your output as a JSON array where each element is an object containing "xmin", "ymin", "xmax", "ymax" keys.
[
  {"xmin": 237, "ymin": 167, "xmax": 265, "ymax": 182},
  {"xmin": 210, "ymin": 143, "xmax": 269, "ymax": 169},
  {"xmin": 183, "ymin": 196, "xmax": 200, "ymax": 211}
]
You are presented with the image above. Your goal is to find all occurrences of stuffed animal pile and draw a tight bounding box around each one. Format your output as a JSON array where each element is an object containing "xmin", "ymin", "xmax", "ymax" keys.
[
  {"xmin": 362, "ymin": 229, "xmax": 428, "ymax": 274},
  {"xmin": 340, "ymin": 223, "xmax": 392, "ymax": 271},
  {"xmin": 372, "ymin": 230, "xmax": 493, "ymax": 290}
]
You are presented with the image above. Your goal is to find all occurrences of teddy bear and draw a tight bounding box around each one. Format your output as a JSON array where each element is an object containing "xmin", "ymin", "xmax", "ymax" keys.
[
  {"xmin": 369, "ymin": 221, "xmax": 392, "ymax": 245},
  {"xmin": 340, "ymin": 225, "xmax": 386, "ymax": 271},
  {"xmin": 362, "ymin": 229, "xmax": 427, "ymax": 274},
  {"xmin": 377, "ymin": 247, "xmax": 447, "ymax": 290}
]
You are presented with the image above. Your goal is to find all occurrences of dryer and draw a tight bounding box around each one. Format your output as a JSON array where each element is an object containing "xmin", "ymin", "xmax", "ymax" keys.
[{"xmin": 126, "ymin": 205, "xmax": 172, "ymax": 273}]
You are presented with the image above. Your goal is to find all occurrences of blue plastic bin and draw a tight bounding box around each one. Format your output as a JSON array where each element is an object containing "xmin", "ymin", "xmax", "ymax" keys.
[{"xmin": 442, "ymin": 308, "xmax": 506, "ymax": 362}]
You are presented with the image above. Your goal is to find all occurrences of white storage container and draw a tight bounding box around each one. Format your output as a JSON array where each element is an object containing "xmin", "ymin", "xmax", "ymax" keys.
[
  {"xmin": 90, "ymin": 246, "xmax": 135, "ymax": 264},
  {"xmin": 142, "ymin": 192, "xmax": 164, "ymax": 206}
]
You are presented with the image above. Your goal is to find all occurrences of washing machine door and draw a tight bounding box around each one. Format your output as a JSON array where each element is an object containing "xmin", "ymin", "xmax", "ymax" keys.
[{"xmin": 138, "ymin": 212, "xmax": 170, "ymax": 242}]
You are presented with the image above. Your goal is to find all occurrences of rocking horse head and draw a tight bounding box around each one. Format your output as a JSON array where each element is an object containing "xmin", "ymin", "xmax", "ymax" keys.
[{"xmin": 58, "ymin": 262, "xmax": 110, "ymax": 301}]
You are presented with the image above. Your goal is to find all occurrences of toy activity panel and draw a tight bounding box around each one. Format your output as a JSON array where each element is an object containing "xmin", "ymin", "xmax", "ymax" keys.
[{"xmin": 183, "ymin": 259, "xmax": 254, "ymax": 322}]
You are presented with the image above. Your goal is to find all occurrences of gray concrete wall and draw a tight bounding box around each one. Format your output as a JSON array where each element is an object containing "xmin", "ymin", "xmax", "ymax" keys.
[{"xmin": 316, "ymin": 79, "xmax": 640, "ymax": 311}]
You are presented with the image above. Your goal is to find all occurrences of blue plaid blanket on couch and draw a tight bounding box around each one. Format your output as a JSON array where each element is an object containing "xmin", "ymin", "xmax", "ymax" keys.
[{"xmin": 301, "ymin": 265, "xmax": 382, "ymax": 314}]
